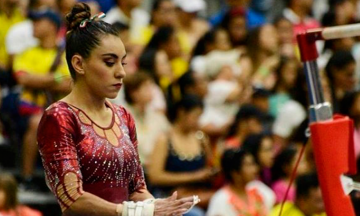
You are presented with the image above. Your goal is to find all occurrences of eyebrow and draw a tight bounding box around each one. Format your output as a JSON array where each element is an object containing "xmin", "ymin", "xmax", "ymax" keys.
[{"xmin": 102, "ymin": 53, "xmax": 127, "ymax": 60}]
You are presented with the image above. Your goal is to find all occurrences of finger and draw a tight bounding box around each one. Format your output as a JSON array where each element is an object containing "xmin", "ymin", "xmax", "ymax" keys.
[
  {"xmin": 172, "ymin": 208, "xmax": 190, "ymax": 215},
  {"xmin": 169, "ymin": 191, "xmax": 177, "ymax": 201}
]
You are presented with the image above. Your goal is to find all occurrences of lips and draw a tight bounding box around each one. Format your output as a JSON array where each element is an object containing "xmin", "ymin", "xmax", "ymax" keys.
[{"xmin": 113, "ymin": 83, "xmax": 122, "ymax": 88}]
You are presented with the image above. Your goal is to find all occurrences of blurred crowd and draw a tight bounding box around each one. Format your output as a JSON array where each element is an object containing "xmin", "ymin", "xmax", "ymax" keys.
[{"xmin": 1, "ymin": 0, "xmax": 360, "ymax": 215}]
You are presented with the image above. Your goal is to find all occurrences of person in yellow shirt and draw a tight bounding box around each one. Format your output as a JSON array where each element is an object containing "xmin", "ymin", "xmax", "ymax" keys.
[
  {"xmin": 269, "ymin": 172, "xmax": 326, "ymax": 216},
  {"xmin": 0, "ymin": 0, "xmax": 24, "ymax": 70},
  {"xmin": 13, "ymin": 8, "xmax": 71, "ymax": 190}
]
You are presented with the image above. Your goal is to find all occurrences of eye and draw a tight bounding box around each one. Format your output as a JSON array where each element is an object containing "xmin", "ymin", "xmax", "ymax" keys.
[
  {"xmin": 105, "ymin": 61, "xmax": 115, "ymax": 67},
  {"xmin": 122, "ymin": 62, "xmax": 128, "ymax": 66}
]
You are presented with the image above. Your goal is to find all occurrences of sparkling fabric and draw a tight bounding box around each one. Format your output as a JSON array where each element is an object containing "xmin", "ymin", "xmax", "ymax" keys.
[{"xmin": 37, "ymin": 101, "xmax": 146, "ymax": 211}]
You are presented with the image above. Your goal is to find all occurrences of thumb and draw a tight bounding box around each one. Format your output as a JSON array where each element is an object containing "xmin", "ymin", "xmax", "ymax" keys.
[{"xmin": 169, "ymin": 191, "xmax": 177, "ymax": 201}]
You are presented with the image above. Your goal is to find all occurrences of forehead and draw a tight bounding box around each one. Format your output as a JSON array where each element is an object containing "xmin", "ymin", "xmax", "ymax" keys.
[{"xmin": 94, "ymin": 34, "xmax": 126, "ymax": 57}]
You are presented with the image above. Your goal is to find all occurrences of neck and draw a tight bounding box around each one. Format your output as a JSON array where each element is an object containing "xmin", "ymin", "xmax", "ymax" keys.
[
  {"xmin": 40, "ymin": 35, "xmax": 57, "ymax": 49},
  {"xmin": 173, "ymin": 123, "xmax": 192, "ymax": 135},
  {"xmin": 119, "ymin": 3, "xmax": 132, "ymax": 18},
  {"xmin": 67, "ymin": 82, "xmax": 107, "ymax": 112},
  {"xmin": 229, "ymin": 182, "xmax": 246, "ymax": 197},
  {"xmin": 295, "ymin": 201, "xmax": 311, "ymax": 216}
]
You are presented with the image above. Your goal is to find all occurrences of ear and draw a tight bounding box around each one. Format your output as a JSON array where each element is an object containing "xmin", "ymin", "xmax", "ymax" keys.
[{"xmin": 71, "ymin": 54, "xmax": 85, "ymax": 75}]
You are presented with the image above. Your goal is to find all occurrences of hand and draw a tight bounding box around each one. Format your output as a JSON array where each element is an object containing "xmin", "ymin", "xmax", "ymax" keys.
[
  {"xmin": 154, "ymin": 192, "xmax": 197, "ymax": 216},
  {"xmin": 195, "ymin": 168, "xmax": 214, "ymax": 181}
]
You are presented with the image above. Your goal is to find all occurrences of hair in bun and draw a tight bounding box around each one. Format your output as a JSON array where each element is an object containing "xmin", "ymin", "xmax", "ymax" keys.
[
  {"xmin": 65, "ymin": 2, "xmax": 120, "ymax": 80},
  {"xmin": 66, "ymin": 2, "xmax": 91, "ymax": 31}
]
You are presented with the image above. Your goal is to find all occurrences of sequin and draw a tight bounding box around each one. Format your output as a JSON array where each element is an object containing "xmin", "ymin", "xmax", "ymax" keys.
[{"xmin": 37, "ymin": 101, "xmax": 146, "ymax": 212}]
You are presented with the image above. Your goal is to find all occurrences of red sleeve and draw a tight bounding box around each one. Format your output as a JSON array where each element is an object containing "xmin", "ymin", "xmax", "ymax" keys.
[{"xmin": 37, "ymin": 106, "xmax": 84, "ymax": 212}]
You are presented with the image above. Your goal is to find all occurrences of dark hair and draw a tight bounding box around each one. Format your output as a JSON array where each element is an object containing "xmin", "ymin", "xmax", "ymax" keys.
[
  {"xmin": 221, "ymin": 148, "xmax": 248, "ymax": 183},
  {"xmin": 325, "ymin": 50, "xmax": 355, "ymax": 84},
  {"xmin": 272, "ymin": 56, "xmax": 299, "ymax": 93},
  {"xmin": 139, "ymin": 26, "xmax": 176, "ymax": 84},
  {"xmin": 242, "ymin": 133, "xmax": 271, "ymax": 165},
  {"xmin": 65, "ymin": 2, "xmax": 120, "ymax": 80},
  {"xmin": 340, "ymin": 90, "xmax": 360, "ymax": 123},
  {"xmin": 123, "ymin": 72, "xmax": 153, "ymax": 104},
  {"xmin": 296, "ymin": 172, "xmax": 320, "ymax": 199},
  {"xmin": 246, "ymin": 26, "xmax": 262, "ymax": 71},
  {"xmin": 167, "ymin": 94, "xmax": 203, "ymax": 123},
  {"xmin": 227, "ymin": 104, "xmax": 264, "ymax": 138},
  {"xmin": 271, "ymin": 146, "xmax": 298, "ymax": 181},
  {"xmin": 221, "ymin": 7, "xmax": 247, "ymax": 47},
  {"xmin": 192, "ymin": 28, "xmax": 221, "ymax": 57},
  {"xmin": 0, "ymin": 173, "xmax": 18, "ymax": 211}
]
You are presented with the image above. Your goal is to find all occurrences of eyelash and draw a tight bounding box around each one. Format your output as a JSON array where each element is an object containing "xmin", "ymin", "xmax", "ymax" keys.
[{"xmin": 104, "ymin": 61, "xmax": 127, "ymax": 67}]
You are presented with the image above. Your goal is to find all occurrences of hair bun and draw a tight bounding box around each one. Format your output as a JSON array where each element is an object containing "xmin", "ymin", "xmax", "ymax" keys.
[{"xmin": 66, "ymin": 2, "xmax": 91, "ymax": 30}]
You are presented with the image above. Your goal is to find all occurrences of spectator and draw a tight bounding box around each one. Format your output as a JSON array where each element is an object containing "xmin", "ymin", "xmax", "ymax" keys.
[
  {"xmin": 242, "ymin": 133, "xmax": 275, "ymax": 186},
  {"xmin": 123, "ymin": 72, "xmax": 170, "ymax": 166},
  {"xmin": 269, "ymin": 56, "xmax": 300, "ymax": 118},
  {"xmin": 271, "ymin": 146, "xmax": 309, "ymax": 204},
  {"xmin": 132, "ymin": 0, "xmax": 177, "ymax": 47},
  {"xmin": 104, "ymin": 0, "xmax": 149, "ymax": 42},
  {"xmin": 173, "ymin": 0, "xmax": 209, "ymax": 56},
  {"xmin": 209, "ymin": 0, "xmax": 266, "ymax": 29},
  {"xmin": 0, "ymin": 173, "xmax": 42, "ymax": 216},
  {"xmin": 12, "ymin": 8, "xmax": 71, "ymax": 190},
  {"xmin": 225, "ymin": 104, "xmax": 264, "ymax": 149},
  {"xmin": 246, "ymin": 24, "xmax": 280, "ymax": 89},
  {"xmin": 282, "ymin": 0, "xmax": 320, "ymax": 39},
  {"xmin": 325, "ymin": 50, "xmax": 356, "ymax": 113},
  {"xmin": 269, "ymin": 172, "xmax": 325, "ymax": 216},
  {"xmin": 221, "ymin": 7, "xmax": 248, "ymax": 50},
  {"xmin": 273, "ymin": 16, "xmax": 296, "ymax": 58},
  {"xmin": 207, "ymin": 148, "xmax": 267, "ymax": 216},
  {"xmin": 148, "ymin": 95, "xmax": 216, "ymax": 215},
  {"xmin": 139, "ymin": 26, "xmax": 186, "ymax": 90},
  {"xmin": 340, "ymin": 90, "xmax": 360, "ymax": 159},
  {"xmin": 0, "ymin": 0, "xmax": 25, "ymax": 70}
]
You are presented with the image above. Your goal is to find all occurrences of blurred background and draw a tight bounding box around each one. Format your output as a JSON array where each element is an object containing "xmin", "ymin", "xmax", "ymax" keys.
[{"xmin": 1, "ymin": 0, "xmax": 360, "ymax": 215}]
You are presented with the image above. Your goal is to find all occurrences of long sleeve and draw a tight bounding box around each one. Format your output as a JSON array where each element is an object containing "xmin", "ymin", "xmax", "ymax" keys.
[{"xmin": 37, "ymin": 106, "xmax": 84, "ymax": 212}]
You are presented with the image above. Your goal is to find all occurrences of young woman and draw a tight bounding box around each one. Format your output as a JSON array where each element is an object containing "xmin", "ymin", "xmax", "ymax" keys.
[
  {"xmin": 0, "ymin": 173, "xmax": 42, "ymax": 216},
  {"xmin": 148, "ymin": 95, "xmax": 216, "ymax": 215},
  {"xmin": 207, "ymin": 148, "xmax": 267, "ymax": 216},
  {"xmin": 242, "ymin": 133, "xmax": 275, "ymax": 186},
  {"xmin": 37, "ymin": 3, "xmax": 196, "ymax": 216}
]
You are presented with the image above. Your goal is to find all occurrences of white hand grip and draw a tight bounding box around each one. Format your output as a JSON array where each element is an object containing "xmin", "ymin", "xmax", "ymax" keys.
[{"xmin": 322, "ymin": 23, "xmax": 360, "ymax": 40}]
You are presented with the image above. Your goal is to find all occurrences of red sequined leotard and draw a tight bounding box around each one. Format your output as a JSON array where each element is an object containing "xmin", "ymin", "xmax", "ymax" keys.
[{"xmin": 37, "ymin": 101, "xmax": 146, "ymax": 212}]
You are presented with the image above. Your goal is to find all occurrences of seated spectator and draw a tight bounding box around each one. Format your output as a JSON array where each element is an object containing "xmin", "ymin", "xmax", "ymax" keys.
[
  {"xmin": 269, "ymin": 56, "xmax": 300, "ymax": 118},
  {"xmin": 207, "ymin": 148, "xmax": 267, "ymax": 216},
  {"xmin": 242, "ymin": 133, "xmax": 275, "ymax": 186},
  {"xmin": 269, "ymin": 172, "xmax": 326, "ymax": 216},
  {"xmin": 148, "ymin": 95, "xmax": 216, "ymax": 215},
  {"xmin": 132, "ymin": 0, "xmax": 177, "ymax": 47},
  {"xmin": 0, "ymin": 0, "xmax": 25, "ymax": 70},
  {"xmin": 103, "ymin": 0, "xmax": 149, "ymax": 42},
  {"xmin": 0, "ymin": 173, "xmax": 42, "ymax": 216},
  {"xmin": 325, "ymin": 50, "xmax": 356, "ymax": 113},
  {"xmin": 340, "ymin": 90, "xmax": 360, "ymax": 159},
  {"xmin": 273, "ymin": 16, "xmax": 296, "ymax": 58},
  {"xmin": 123, "ymin": 72, "xmax": 170, "ymax": 166},
  {"xmin": 173, "ymin": 0, "xmax": 209, "ymax": 56},
  {"xmin": 225, "ymin": 105, "xmax": 264, "ymax": 149},
  {"xmin": 271, "ymin": 145, "xmax": 309, "ymax": 204},
  {"xmin": 139, "ymin": 26, "xmax": 187, "ymax": 90},
  {"xmin": 246, "ymin": 24, "xmax": 280, "ymax": 89},
  {"xmin": 13, "ymin": 8, "xmax": 71, "ymax": 190}
]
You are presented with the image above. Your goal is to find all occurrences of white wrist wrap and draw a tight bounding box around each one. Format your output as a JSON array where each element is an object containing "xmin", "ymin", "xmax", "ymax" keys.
[{"xmin": 121, "ymin": 199, "xmax": 155, "ymax": 216}]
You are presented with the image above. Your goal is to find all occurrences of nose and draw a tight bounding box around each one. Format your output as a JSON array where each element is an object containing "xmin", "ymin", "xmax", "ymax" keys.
[{"xmin": 115, "ymin": 64, "xmax": 126, "ymax": 79}]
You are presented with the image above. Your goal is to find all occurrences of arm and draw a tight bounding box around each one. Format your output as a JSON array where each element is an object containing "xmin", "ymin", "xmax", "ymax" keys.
[
  {"xmin": 37, "ymin": 108, "xmax": 122, "ymax": 216},
  {"xmin": 15, "ymin": 71, "xmax": 56, "ymax": 89},
  {"xmin": 147, "ymin": 133, "xmax": 210, "ymax": 186}
]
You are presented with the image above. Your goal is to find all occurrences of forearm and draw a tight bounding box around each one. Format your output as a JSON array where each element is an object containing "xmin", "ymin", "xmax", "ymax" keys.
[
  {"xmin": 50, "ymin": 78, "xmax": 72, "ymax": 93},
  {"xmin": 130, "ymin": 188, "xmax": 154, "ymax": 202},
  {"xmin": 149, "ymin": 171, "xmax": 201, "ymax": 186},
  {"xmin": 63, "ymin": 192, "xmax": 120, "ymax": 216},
  {"xmin": 16, "ymin": 72, "xmax": 56, "ymax": 89}
]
